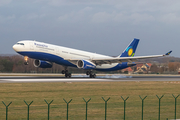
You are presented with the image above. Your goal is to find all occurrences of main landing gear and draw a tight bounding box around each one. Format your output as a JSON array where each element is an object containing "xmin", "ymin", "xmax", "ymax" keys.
[
  {"xmin": 86, "ymin": 71, "xmax": 96, "ymax": 78},
  {"xmin": 24, "ymin": 56, "xmax": 29, "ymax": 65},
  {"xmin": 62, "ymin": 70, "xmax": 71, "ymax": 78}
]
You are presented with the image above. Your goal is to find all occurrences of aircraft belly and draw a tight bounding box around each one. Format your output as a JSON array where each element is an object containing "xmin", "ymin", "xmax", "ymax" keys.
[{"xmin": 96, "ymin": 63, "xmax": 118, "ymax": 69}]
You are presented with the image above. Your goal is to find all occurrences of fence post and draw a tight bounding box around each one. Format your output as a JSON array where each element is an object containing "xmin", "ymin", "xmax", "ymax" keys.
[
  {"xmin": 121, "ymin": 96, "xmax": 129, "ymax": 120},
  {"xmin": 83, "ymin": 98, "xmax": 91, "ymax": 120},
  {"xmin": 172, "ymin": 94, "xmax": 180, "ymax": 119},
  {"xmin": 156, "ymin": 95, "xmax": 164, "ymax": 120},
  {"xmin": 2, "ymin": 101, "xmax": 12, "ymax": 120},
  {"xmin": 24, "ymin": 100, "xmax": 33, "ymax": 120},
  {"xmin": 44, "ymin": 99, "xmax": 53, "ymax": 120},
  {"xmin": 63, "ymin": 99, "xmax": 72, "ymax": 120},
  {"xmin": 102, "ymin": 97, "xmax": 110, "ymax": 120},
  {"xmin": 139, "ymin": 95, "xmax": 147, "ymax": 120}
]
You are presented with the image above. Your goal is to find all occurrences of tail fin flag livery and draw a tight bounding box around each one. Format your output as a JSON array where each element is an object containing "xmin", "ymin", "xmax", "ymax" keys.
[
  {"xmin": 165, "ymin": 51, "xmax": 172, "ymax": 56},
  {"xmin": 12, "ymin": 38, "xmax": 172, "ymax": 78},
  {"xmin": 120, "ymin": 38, "xmax": 139, "ymax": 57}
]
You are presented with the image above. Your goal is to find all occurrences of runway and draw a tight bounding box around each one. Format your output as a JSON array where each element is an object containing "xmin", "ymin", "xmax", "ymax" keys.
[{"xmin": 0, "ymin": 75, "xmax": 180, "ymax": 83}]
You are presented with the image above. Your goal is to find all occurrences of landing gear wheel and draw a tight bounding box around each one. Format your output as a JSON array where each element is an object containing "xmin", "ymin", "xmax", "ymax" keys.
[
  {"xmin": 86, "ymin": 71, "xmax": 90, "ymax": 75},
  {"xmin": 24, "ymin": 62, "xmax": 28, "ymax": 65},
  {"xmin": 65, "ymin": 73, "xmax": 71, "ymax": 78},
  {"xmin": 90, "ymin": 73, "xmax": 96, "ymax": 78},
  {"xmin": 62, "ymin": 70, "xmax": 65, "ymax": 74},
  {"xmin": 90, "ymin": 74, "xmax": 93, "ymax": 78},
  {"xmin": 68, "ymin": 73, "xmax": 71, "ymax": 78},
  {"xmin": 62, "ymin": 66, "xmax": 72, "ymax": 78},
  {"xmin": 62, "ymin": 70, "xmax": 71, "ymax": 78}
]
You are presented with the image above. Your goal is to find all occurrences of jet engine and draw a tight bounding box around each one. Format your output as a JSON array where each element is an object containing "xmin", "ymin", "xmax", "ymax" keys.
[
  {"xmin": 77, "ymin": 60, "xmax": 96, "ymax": 69},
  {"xmin": 33, "ymin": 60, "xmax": 52, "ymax": 68}
]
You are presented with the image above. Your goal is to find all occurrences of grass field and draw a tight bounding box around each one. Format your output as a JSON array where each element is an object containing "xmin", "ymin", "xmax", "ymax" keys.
[{"xmin": 0, "ymin": 81, "xmax": 180, "ymax": 120}]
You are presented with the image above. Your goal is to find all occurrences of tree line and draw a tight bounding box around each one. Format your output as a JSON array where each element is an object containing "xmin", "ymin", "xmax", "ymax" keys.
[
  {"xmin": 0, "ymin": 55, "xmax": 84, "ymax": 73},
  {"xmin": 0, "ymin": 55, "xmax": 180, "ymax": 74}
]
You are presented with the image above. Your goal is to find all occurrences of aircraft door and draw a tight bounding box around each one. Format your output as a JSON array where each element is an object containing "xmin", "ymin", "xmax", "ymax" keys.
[
  {"xmin": 56, "ymin": 47, "xmax": 60, "ymax": 55},
  {"xmin": 29, "ymin": 42, "xmax": 34, "ymax": 50}
]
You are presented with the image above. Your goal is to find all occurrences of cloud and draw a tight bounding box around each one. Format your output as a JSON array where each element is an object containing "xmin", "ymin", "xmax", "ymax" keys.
[
  {"xmin": 48, "ymin": 0, "xmax": 180, "ymax": 25},
  {"xmin": 80, "ymin": 6, "xmax": 93, "ymax": 12},
  {"xmin": 0, "ymin": 0, "xmax": 180, "ymax": 57},
  {"xmin": 57, "ymin": 7, "xmax": 93, "ymax": 22},
  {"xmin": 159, "ymin": 13, "xmax": 180, "ymax": 24},
  {"xmin": 91, "ymin": 11, "xmax": 155, "ymax": 24},
  {"xmin": 20, "ymin": 13, "xmax": 46, "ymax": 20},
  {"xmin": 0, "ymin": 14, "xmax": 16, "ymax": 23},
  {"xmin": 57, "ymin": 11, "xmax": 82, "ymax": 23},
  {"xmin": 92, "ymin": 12, "xmax": 113, "ymax": 23},
  {"xmin": 58, "ymin": 14, "xmax": 68, "ymax": 21},
  {"xmin": 129, "ymin": 13, "xmax": 155, "ymax": 24},
  {"xmin": 0, "ymin": 0, "xmax": 12, "ymax": 6},
  {"xmin": 47, "ymin": 0, "xmax": 102, "ymax": 6}
]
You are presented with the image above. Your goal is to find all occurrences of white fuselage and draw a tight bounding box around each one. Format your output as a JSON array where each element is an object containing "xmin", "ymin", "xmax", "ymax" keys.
[{"xmin": 13, "ymin": 40, "xmax": 120, "ymax": 70}]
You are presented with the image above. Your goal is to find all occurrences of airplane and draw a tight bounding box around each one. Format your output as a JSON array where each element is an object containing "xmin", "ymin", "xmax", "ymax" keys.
[{"xmin": 13, "ymin": 38, "xmax": 172, "ymax": 78}]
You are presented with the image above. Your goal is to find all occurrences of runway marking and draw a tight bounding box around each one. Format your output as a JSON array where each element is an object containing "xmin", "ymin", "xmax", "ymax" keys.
[
  {"xmin": 1, "ymin": 78, "xmax": 111, "ymax": 82},
  {"xmin": 1, "ymin": 76, "xmax": 180, "ymax": 83}
]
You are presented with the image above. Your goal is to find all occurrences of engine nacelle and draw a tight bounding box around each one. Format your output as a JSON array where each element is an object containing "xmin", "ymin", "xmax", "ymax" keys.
[
  {"xmin": 33, "ymin": 60, "xmax": 52, "ymax": 68},
  {"xmin": 77, "ymin": 60, "xmax": 96, "ymax": 70}
]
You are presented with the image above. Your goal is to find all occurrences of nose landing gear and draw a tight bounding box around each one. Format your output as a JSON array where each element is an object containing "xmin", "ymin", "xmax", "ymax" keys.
[{"xmin": 24, "ymin": 56, "xmax": 29, "ymax": 65}]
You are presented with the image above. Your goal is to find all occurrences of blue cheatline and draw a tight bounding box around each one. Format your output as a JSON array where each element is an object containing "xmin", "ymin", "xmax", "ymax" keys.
[{"xmin": 18, "ymin": 51, "xmax": 136, "ymax": 71}]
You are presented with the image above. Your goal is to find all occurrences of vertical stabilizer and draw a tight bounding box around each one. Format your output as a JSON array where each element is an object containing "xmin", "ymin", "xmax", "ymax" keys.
[{"xmin": 119, "ymin": 38, "xmax": 139, "ymax": 57}]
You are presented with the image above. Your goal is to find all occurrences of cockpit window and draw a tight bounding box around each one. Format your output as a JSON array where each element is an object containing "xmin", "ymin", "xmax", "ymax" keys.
[{"xmin": 16, "ymin": 43, "xmax": 24, "ymax": 45}]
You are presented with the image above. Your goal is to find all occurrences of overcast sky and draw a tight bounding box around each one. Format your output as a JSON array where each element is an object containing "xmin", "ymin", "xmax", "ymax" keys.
[{"xmin": 0, "ymin": 0, "xmax": 180, "ymax": 57}]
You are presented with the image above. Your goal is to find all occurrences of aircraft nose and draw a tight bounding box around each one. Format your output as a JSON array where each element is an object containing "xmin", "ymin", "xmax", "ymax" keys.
[{"xmin": 13, "ymin": 44, "xmax": 18, "ymax": 51}]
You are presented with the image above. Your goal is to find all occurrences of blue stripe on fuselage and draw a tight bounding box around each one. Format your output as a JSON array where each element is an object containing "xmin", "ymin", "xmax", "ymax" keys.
[
  {"xmin": 17, "ymin": 51, "xmax": 135, "ymax": 71},
  {"xmin": 17, "ymin": 51, "xmax": 76, "ymax": 67}
]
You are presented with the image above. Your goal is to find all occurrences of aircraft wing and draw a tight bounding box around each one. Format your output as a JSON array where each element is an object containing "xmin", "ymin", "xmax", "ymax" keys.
[
  {"xmin": 66, "ymin": 51, "xmax": 172, "ymax": 65},
  {"xmin": 91, "ymin": 51, "xmax": 172, "ymax": 65}
]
